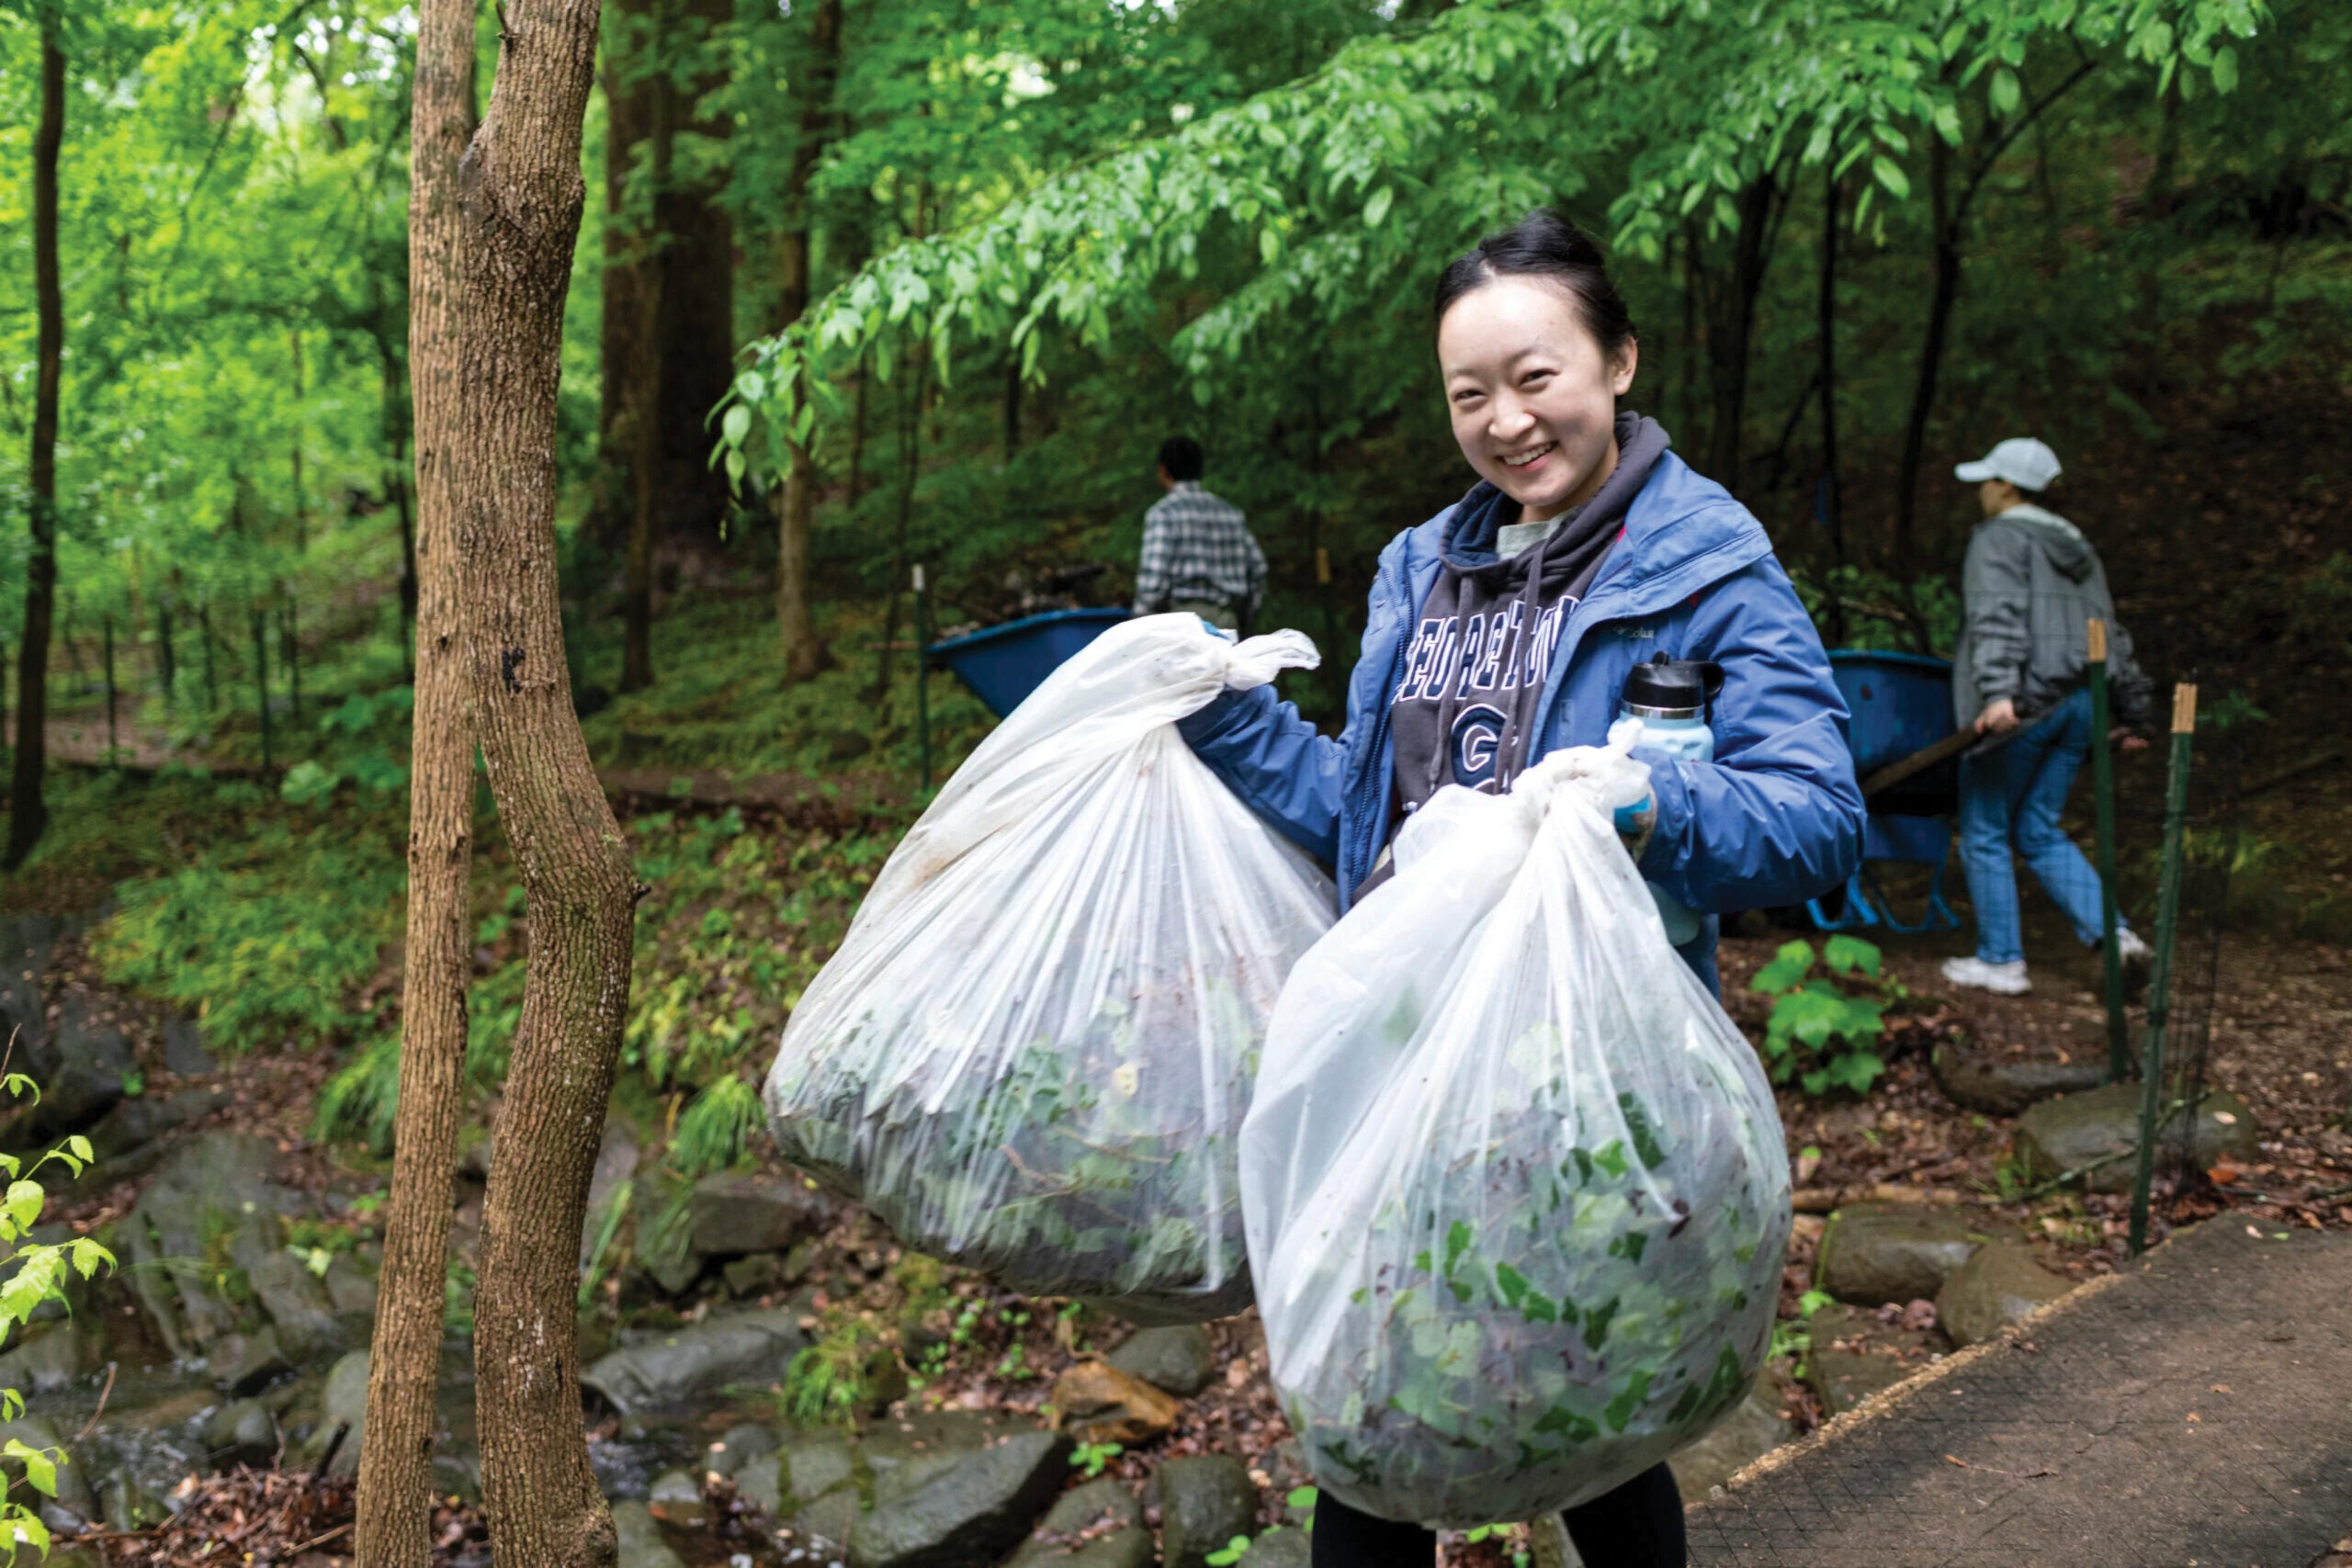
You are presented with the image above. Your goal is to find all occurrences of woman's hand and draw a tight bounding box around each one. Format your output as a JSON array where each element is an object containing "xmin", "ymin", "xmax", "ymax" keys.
[
  {"xmin": 1973, "ymin": 697, "xmax": 2020, "ymax": 736},
  {"xmin": 1616, "ymin": 799, "xmax": 1657, "ymax": 863},
  {"xmin": 2110, "ymin": 727, "xmax": 2151, "ymax": 753}
]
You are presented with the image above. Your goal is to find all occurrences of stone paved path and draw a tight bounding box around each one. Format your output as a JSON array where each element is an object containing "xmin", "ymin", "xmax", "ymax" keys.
[{"xmin": 1687, "ymin": 1220, "xmax": 2352, "ymax": 1567}]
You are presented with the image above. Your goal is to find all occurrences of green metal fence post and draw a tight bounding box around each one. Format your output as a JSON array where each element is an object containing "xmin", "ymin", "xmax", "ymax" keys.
[
  {"xmin": 2087, "ymin": 618, "xmax": 2129, "ymax": 1080},
  {"xmin": 912, "ymin": 563, "xmax": 933, "ymax": 793},
  {"xmin": 2128, "ymin": 682, "xmax": 2197, "ymax": 1258}
]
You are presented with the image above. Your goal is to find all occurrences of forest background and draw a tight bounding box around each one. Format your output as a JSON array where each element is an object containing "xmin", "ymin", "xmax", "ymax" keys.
[
  {"xmin": 0, "ymin": 0, "xmax": 2343, "ymax": 1228},
  {"xmin": 0, "ymin": 0, "xmax": 2346, "ymax": 1559},
  {"xmin": 0, "ymin": 0, "xmax": 2345, "ymax": 1246}
]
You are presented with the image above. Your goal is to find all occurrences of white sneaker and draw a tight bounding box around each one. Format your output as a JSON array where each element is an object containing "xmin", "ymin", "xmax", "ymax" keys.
[
  {"xmin": 2114, "ymin": 929, "xmax": 2152, "ymax": 995},
  {"xmin": 1941, "ymin": 955, "xmax": 2032, "ymax": 995}
]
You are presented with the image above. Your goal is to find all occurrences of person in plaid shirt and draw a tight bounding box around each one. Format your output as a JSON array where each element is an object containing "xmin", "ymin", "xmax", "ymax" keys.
[{"xmin": 1132, "ymin": 435, "xmax": 1267, "ymax": 633}]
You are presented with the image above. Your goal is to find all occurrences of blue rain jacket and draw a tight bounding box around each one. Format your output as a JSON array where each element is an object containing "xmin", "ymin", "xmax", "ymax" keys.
[{"xmin": 1176, "ymin": 451, "xmax": 1865, "ymax": 992}]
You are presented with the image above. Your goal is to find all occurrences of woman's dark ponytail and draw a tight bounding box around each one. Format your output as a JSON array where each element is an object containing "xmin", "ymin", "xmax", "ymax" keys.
[{"xmin": 1433, "ymin": 209, "xmax": 1636, "ymax": 355}]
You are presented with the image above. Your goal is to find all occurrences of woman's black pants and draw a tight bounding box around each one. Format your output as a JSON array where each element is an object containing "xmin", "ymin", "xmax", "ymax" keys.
[{"xmin": 1306, "ymin": 1461, "xmax": 1685, "ymax": 1567}]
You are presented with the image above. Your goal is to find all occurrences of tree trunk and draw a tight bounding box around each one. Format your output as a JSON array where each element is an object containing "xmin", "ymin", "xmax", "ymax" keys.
[
  {"xmin": 1817, "ymin": 164, "xmax": 1846, "ymax": 643},
  {"xmin": 450, "ymin": 7, "xmax": 639, "ymax": 1568},
  {"xmin": 1002, "ymin": 354, "xmax": 1020, "ymax": 460},
  {"xmin": 6, "ymin": 17, "xmax": 63, "ymax": 868},
  {"xmin": 871, "ymin": 347, "xmax": 927, "ymax": 704},
  {"xmin": 290, "ymin": 329, "xmax": 311, "ymax": 554},
  {"xmin": 1702, "ymin": 170, "xmax": 1779, "ymax": 494},
  {"xmin": 252, "ymin": 605, "xmax": 273, "ymax": 772},
  {"xmin": 200, "ymin": 600, "xmax": 217, "ymax": 714},
  {"xmin": 620, "ymin": 6, "xmax": 670, "ymax": 695},
  {"xmin": 374, "ymin": 310, "xmax": 419, "ymax": 669},
  {"xmin": 282, "ymin": 601, "xmax": 302, "ymax": 725},
  {"xmin": 653, "ymin": 0, "xmax": 734, "ymax": 547},
  {"xmin": 156, "ymin": 594, "xmax": 176, "ymax": 706},
  {"xmin": 592, "ymin": 0, "xmax": 650, "ymax": 555},
  {"xmin": 1892, "ymin": 62, "xmax": 2093, "ymax": 581},
  {"xmin": 597, "ymin": 0, "xmax": 734, "ymax": 553},
  {"xmin": 354, "ymin": 4, "xmax": 477, "ymax": 1566},
  {"xmin": 103, "ymin": 615, "xmax": 117, "ymax": 762},
  {"xmin": 1894, "ymin": 136, "xmax": 1960, "ymax": 581},
  {"xmin": 772, "ymin": 0, "xmax": 842, "ymax": 677}
]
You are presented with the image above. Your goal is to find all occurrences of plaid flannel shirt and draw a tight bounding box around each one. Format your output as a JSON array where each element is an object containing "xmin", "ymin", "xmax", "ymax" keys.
[{"xmin": 1132, "ymin": 482, "xmax": 1267, "ymax": 616}]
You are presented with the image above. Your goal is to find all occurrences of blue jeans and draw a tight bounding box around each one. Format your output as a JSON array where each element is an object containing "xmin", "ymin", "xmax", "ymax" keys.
[{"xmin": 1955, "ymin": 688, "xmax": 2128, "ymax": 965}]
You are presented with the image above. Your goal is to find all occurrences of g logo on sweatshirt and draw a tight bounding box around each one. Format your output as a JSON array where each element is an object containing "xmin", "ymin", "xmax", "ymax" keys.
[{"xmin": 1450, "ymin": 705, "xmax": 1508, "ymax": 792}]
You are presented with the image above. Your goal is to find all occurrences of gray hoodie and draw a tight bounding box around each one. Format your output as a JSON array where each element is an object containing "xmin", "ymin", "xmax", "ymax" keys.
[{"xmin": 1953, "ymin": 502, "xmax": 2153, "ymax": 728}]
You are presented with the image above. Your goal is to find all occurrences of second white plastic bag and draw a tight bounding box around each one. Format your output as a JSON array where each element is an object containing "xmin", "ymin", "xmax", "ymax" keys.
[
  {"xmin": 1241, "ymin": 730, "xmax": 1791, "ymax": 1525},
  {"xmin": 765, "ymin": 615, "xmax": 1335, "ymax": 1320}
]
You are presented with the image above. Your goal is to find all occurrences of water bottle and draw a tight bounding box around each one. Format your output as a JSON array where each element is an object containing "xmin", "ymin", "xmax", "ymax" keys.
[{"xmin": 1618, "ymin": 653, "xmax": 1724, "ymax": 947}]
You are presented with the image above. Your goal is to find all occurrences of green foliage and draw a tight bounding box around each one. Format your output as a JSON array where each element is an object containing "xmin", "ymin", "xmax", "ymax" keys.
[
  {"xmin": 1204, "ymin": 1491, "xmax": 1320, "ymax": 1567},
  {"xmin": 1749, "ymin": 938, "xmax": 1891, "ymax": 1096},
  {"xmin": 445, "ymin": 1255, "xmax": 479, "ymax": 1337},
  {"xmin": 669, "ymin": 1077, "xmax": 764, "ymax": 1179},
  {"xmin": 281, "ymin": 686, "xmax": 416, "ymax": 805},
  {"xmin": 780, "ymin": 1318, "xmax": 896, "ymax": 1428},
  {"xmin": 0, "ymin": 1078, "xmax": 116, "ymax": 1561},
  {"xmin": 1069, "ymin": 1440, "xmax": 1123, "ymax": 1480},
  {"xmin": 1768, "ymin": 1288, "xmax": 1838, "ymax": 1376},
  {"xmin": 722, "ymin": 0, "xmax": 2262, "ymax": 489},
  {"xmin": 578, "ymin": 1181, "xmax": 634, "ymax": 1310},
  {"xmin": 91, "ymin": 819, "xmax": 405, "ymax": 1052}
]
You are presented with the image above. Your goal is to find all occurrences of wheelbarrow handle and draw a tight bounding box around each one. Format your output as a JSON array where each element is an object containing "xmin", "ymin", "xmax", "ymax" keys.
[{"xmin": 1859, "ymin": 724, "xmax": 2014, "ymax": 799}]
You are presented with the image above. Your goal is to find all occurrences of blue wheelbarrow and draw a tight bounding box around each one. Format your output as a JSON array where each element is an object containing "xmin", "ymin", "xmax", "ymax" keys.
[
  {"xmin": 923, "ymin": 607, "xmax": 1132, "ymax": 719},
  {"xmin": 1809, "ymin": 649, "xmax": 1965, "ymax": 935}
]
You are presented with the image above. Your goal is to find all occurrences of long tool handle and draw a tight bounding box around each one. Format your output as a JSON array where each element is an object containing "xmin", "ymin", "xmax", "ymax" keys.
[{"xmin": 1859, "ymin": 727, "xmax": 1980, "ymax": 798}]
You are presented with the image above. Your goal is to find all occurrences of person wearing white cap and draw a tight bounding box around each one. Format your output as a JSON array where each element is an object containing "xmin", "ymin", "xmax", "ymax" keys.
[{"xmin": 1943, "ymin": 438, "xmax": 2154, "ymax": 997}]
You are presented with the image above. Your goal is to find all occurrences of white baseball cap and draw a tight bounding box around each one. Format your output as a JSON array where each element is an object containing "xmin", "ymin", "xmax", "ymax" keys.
[{"xmin": 1955, "ymin": 437, "xmax": 2061, "ymax": 492}]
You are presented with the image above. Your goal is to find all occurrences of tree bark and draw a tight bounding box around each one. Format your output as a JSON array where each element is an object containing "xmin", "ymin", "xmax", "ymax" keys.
[
  {"xmin": 620, "ymin": 1, "xmax": 670, "ymax": 694},
  {"xmin": 1817, "ymin": 164, "xmax": 1846, "ymax": 643},
  {"xmin": 870, "ymin": 345, "xmax": 927, "ymax": 704},
  {"xmin": 373, "ymin": 307, "xmax": 420, "ymax": 668},
  {"xmin": 1702, "ymin": 170, "xmax": 1780, "ymax": 494},
  {"xmin": 355, "ymin": 4, "xmax": 477, "ymax": 1566},
  {"xmin": 6, "ymin": 16, "xmax": 63, "ymax": 868},
  {"xmin": 200, "ymin": 599, "xmax": 217, "ymax": 714},
  {"xmin": 452, "ymin": 6, "xmax": 639, "ymax": 1568},
  {"xmin": 1891, "ymin": 61, "xmax": 2096, "ymax": 576},
  {"xmin": 1893, "ymin": 135, "xmax": 1959, "ymax": 582},
  {"xmin": 156, "ymin": 593, "xmax": 176, "ymax": 706},
  {"xmin": 596, "ymin": 0, "xmax": 734, "ymax": 553},
  {"xmin": 772, "ymin": 0, "xmax": 842, "ymax": 678},
  {"xmin": 592, "ymin": 0, "xmax": 650, "ymax": 554},
  {"xmin": 290, "ymin": 329, "xmax": 311, "ymax": 554}
]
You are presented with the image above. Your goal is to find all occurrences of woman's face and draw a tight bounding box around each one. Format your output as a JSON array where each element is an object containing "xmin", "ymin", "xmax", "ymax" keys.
[{"xmin": 1437, "ymin": 275, "xmax": 1637, "ymax": 524}]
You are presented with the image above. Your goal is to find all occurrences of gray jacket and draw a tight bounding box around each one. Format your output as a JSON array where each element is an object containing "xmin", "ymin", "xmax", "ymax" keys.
[{"xmin": 1953, "ymin": 503, "xmax": 2153, "ymax": 729}]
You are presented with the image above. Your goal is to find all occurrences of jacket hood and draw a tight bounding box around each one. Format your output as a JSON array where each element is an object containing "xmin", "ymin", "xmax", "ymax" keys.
[
  {"xmin": 1395, "ymin": 444, "xmax": 1770, "ymax": 615},
  {"xmin": 1996, "ymin": 503, "xmax": 2094, "ymax": 583}
]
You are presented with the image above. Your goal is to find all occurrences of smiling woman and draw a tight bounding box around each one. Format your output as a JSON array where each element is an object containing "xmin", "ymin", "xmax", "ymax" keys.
[
  {"xmin": 1435, "ymin": 211, "xmax": 1639, "ymax": 525},
  {"xmin": 1172, "ymin": 209, "xmax": 1865, "ymax": 1567}
]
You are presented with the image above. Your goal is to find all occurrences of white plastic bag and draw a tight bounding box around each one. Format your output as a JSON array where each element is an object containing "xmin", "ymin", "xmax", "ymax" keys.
[
  {"xmin": 1241, "ymin": 728, "xmax": 1791, "ymax": 1526},
  {"xmin": 764, "ymin": 615, "xmax": 1336, "ymax": 1320}
]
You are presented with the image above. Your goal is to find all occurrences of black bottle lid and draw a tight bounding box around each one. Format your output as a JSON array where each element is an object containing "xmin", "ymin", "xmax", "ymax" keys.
[{"xmin": 1623, "ymin": 651, "xmax": 1724, "ymax": 714}]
